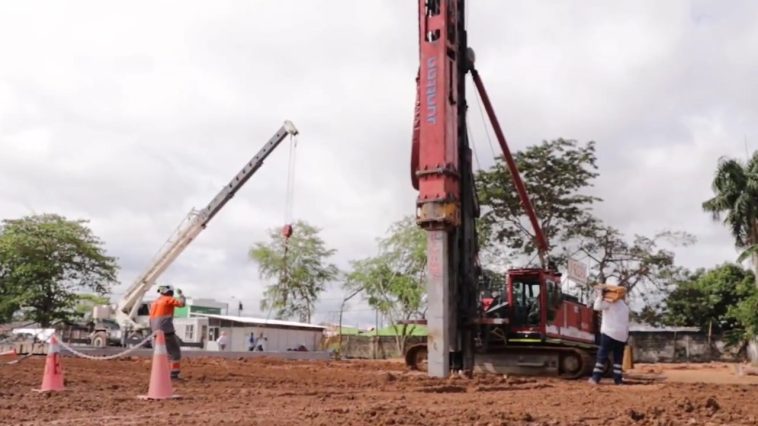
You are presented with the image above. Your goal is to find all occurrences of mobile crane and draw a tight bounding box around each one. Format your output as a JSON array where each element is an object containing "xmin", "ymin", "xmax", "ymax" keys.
[
  {"xmin": 89, "ymin": 121, "xmax": 299, "ymax": 347},
  {"xmin": 408, "ymin": 0, "xmax": 599, "ymax": 378}
]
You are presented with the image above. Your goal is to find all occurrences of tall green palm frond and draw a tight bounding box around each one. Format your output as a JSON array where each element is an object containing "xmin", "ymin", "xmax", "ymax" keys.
[
  {"xmin": 703, "ymin": 153, "xmax": 758, "ymax": 249},
  {"xmin": 738, "ymin": 244, "xmax": 758, "ymax": 263}
]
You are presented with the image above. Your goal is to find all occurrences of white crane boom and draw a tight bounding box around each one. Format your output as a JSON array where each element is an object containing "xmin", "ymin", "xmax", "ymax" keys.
[{"xmin": 114, "ymin": 121, "xmax": 299, "ymax": 329}]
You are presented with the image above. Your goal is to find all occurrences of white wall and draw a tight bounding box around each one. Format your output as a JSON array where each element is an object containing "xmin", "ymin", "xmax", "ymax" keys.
[
  {"xmin": 174, "ymin": 317, "xmax": 208, "ymax": 344},
  {"xmin": 214, "ymin": 326, "xmax": 322, "ymax": 351}
]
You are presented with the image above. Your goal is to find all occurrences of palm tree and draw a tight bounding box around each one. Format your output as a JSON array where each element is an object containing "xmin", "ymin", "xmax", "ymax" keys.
[
  {"xmin": 702, "ymin": 152, "xmax": 758, "ymax": 286},
  {"xmin": 704, "ymin": 152, "xmax": 758, "ymax": 365},
  {"xmin": 738, "ymin": 244, "xmax": 758, "ymax": 264}
]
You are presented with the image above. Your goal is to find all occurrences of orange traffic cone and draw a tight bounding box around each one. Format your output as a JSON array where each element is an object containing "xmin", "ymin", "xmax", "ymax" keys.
[
  {"xmin": 138, "ymin": 330, "xmax": 180, "ymax": 400},
  {"xmin": 34, "ymin": 335, "xmax": 64, "ymax": 392}
]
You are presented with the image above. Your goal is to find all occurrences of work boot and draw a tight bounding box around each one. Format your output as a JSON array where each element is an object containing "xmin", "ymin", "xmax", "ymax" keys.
[
  {"xmin": 171, "ymin": 372, "xmax": 182, "ymax": 381},
  {"xmin": 587, "ymin": 377, "xmax": 599, "ymax": 385}
]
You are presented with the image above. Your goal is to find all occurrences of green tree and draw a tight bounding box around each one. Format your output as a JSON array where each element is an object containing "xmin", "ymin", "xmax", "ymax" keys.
[
  {"xmin": 479, "ymin": 268, "xmax": 506, "ymax": 294},
  {"xmin": 737, "ymin": 244, "xmax": 758, "ymax": 265},
  {"xmin": 703, "ymin": 152, "xmax": 758, "ymax": 363},
  {"xmin": 0, "ymin": 214, "xmax": 118, "ymax": 327},
  {"xmin": 345, "ymin": 216, "xmax": 426, "ymax": 354},
  {"xmin": 575, "ymin": 225, "xmax": 694, "ymax": 301},
  {"xmin": 729, "ymin": 289, "xmax": 758, "ymax": 340},
  {"xmin": 74, "ymin": 294, "xmax": 111, "ymax": 318},
  {"xmin": 663, "ymin": 264, "xmax": 755, "ymax": 334},
  {"xmin": 475, "ymin": 139, "xmax": 600, "ymax": 267},
  {"xmin": 702, "ymin": 152, "xmax": 758, "ymax": 285},
  {"xmin": 631, "ymin": 304, "xmax": 666, "ymax": 327},
  {"xmin": 249, "ymin": 220, "xmax": 338, "ymax": 323}
]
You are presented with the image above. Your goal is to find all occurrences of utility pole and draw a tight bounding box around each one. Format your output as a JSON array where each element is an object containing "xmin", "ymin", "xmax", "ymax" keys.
[
  {"xmin": 373, "ymin": 309, "xmax": 379, "ymax": 359},
  {"xmin": 337, "ymin": 289, "xmax": 361, "ymax": 358}
]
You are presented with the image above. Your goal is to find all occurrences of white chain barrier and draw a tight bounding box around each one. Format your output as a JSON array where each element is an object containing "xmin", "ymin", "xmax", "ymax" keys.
[
  {"xmin": 56, "ymin": 331, "xmax": 157, "ymax": 361},
  {"xmin": 0, "ymin": 352, "xmax": 33, "ymax": 365}
]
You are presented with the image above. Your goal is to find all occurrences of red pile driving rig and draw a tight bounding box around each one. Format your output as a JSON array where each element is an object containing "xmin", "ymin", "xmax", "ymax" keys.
[{"xmin": 406, "ymin": 0, "xmax": 600, "ymax": 379}]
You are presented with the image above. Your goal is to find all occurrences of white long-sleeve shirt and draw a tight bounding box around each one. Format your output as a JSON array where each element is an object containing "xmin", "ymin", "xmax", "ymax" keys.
[
  {"xmin": 594, "ymin": 295, "xmax": 630, "ymax": 343},
  {"xmin": 216, "ymin": 335, "xmax": 229, "ymax": 348}
]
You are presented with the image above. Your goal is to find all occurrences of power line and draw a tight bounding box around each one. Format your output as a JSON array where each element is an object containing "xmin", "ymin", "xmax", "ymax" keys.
[
  {"xmin": 472, "ymin": 80, "xmax": 499, "ymax": 161},
  {"xmin": 467, "ymin": 124, "xmax": 482, "ymax": 171}
]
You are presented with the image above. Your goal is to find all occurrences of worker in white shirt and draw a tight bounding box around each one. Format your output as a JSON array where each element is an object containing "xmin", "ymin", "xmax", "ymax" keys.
[
  {"xmin": 589, "ymin": 285, "xmax": 629, "ymax": 385},
  {"xmin": 252, "ymin": 331, "xmax": 257, "ymax": 352},
  {"xmin": 216, "ymin": 331, "xmax": 229, "ymax": 351},
  {"xmin": 256, "ymin": 336, "xmax": 267, "ymax": 352}
]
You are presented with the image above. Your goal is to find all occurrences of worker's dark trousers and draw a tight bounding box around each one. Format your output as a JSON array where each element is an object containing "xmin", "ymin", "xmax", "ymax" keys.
[
  {"xmin": 591, "ymin": 333, "xmax": 626, "ymax": 384},
  {"xmin": 165, "ymin": 332, "xmax": 182, "ymax": 378}
]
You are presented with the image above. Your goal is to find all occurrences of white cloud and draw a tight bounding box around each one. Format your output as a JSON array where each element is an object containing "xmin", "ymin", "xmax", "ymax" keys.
[{"xmin": 1, "ymin": 1, "xmax": 757, "ymax": 325}]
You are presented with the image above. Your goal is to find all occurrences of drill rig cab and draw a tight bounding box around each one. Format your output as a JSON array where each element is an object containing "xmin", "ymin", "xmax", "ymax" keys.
[
  {"xmin": 473, "ymin": 268, "xmax": 599, "ymax": 378},
  {"xmin": 407, "ymin": 266, "xmax": 599, "ymax": 379},
  {"xmin": 481, "ymin": 269, "xmax": 564, "ymax": 333}
]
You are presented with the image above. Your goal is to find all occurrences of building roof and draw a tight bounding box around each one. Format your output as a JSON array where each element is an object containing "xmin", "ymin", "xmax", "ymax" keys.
[
  {"xmin": 362, "ymin": 324, "xmax": 428, "ymax": 337},
  {"xmin": 337, "ymin": 326, "xmax": 362, "ymax": 336},
  {"xmin": 191, "ymin": 313, "xmax": 326, "ymax": 330}
]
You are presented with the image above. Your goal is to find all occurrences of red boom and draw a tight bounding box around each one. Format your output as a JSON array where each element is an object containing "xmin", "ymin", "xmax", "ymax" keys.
[{"xmin": 470, "ymin": 69, "xmax": 550, "ymax": 261}]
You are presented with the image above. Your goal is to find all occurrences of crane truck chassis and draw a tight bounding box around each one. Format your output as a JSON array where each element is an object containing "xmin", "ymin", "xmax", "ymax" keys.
[{"xmin": 89, "ymin": 121, "xmax": 299, "ymax": 347}]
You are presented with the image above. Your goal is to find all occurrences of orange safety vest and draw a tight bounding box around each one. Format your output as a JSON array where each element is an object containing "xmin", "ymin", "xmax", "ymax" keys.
[{"xmin": 149, "ymin": 295, "xmax": 185, "ymax": 334}]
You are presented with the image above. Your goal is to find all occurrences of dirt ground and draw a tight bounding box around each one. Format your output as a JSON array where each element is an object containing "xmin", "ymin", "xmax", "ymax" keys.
[{"xmin": 1, "ymin": 357, "xmax": 757, "ymax": 426}]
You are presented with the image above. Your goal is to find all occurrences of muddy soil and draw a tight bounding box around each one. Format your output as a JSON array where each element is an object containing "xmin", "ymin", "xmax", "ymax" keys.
[{"xmin": 1, "ymin": 357, "xmax": 756, "ymax": 425}]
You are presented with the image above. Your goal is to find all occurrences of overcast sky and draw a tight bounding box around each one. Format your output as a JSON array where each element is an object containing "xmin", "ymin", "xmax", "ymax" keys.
[{"xmin": 1, "ymin": 1, "xmax": 756, "ymax": 328}]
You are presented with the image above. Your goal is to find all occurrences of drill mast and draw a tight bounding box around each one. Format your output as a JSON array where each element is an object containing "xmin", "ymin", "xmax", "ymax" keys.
[
  {"xmin": 411, "ymin": 0, "xmax": 477, "ymax": 377},
  {"xmin": 411, "ymin": 1, "xmax": 550, "ymax": 377}
]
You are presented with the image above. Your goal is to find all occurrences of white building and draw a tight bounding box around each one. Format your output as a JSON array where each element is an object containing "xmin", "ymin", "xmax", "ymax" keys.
[
  {"xmin": 192, "ymin": 313, "xmax": 326, "ymax": 352},
  {"xmin": 170, "ymin": 298, "xmax": 228, "ymax": 348}
]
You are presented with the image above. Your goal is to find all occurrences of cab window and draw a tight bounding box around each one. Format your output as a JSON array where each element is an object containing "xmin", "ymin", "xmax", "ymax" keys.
[{"xmin": 512, "ymin": 279, "xmax": 541, "ymax": 326}]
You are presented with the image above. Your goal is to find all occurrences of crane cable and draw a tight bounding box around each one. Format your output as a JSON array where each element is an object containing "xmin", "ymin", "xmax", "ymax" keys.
[
  {"xmin": 257, "ymin": 133, "xmax": 298, "ymax": 329},
  {"xmin": 256, "ymin": 134, "xmax": 298, "ymax": 335},
  {"xmin": 278, "ymin": 133, "xmax": 298, "ymax": 303},
  {"xmin": 472, "ymin": 81, "xmax": 499, "ymax": 161},
  {"xmin": 284, "ymin": 132, "xmax": 298, "ymax": 227}
]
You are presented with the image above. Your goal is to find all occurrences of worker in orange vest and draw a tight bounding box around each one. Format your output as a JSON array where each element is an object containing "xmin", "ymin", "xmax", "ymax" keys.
[{"xmin": 150, "ymin": 285, "xmax": 186, "ymax": 379}]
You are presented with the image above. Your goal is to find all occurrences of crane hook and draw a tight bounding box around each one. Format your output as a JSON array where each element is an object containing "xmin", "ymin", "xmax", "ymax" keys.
[{"xmin": 281, "ymin": 224, "xmax": 293, "ymax": 239}]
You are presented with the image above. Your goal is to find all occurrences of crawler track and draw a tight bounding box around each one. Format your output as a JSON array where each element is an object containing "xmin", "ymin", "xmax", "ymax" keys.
[{"xmin": 405, "ymin": 344, "xmax": 597, "ymax": 379}]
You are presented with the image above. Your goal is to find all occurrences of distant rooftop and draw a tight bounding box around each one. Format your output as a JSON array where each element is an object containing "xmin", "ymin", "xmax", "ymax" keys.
[
  {"xmin": 362, "ymin": 324, "xmax": 428, "ymax": 337},
  {"xmin": 191, "ymin": 313, "xmax": 326, "ymax": 330}
]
